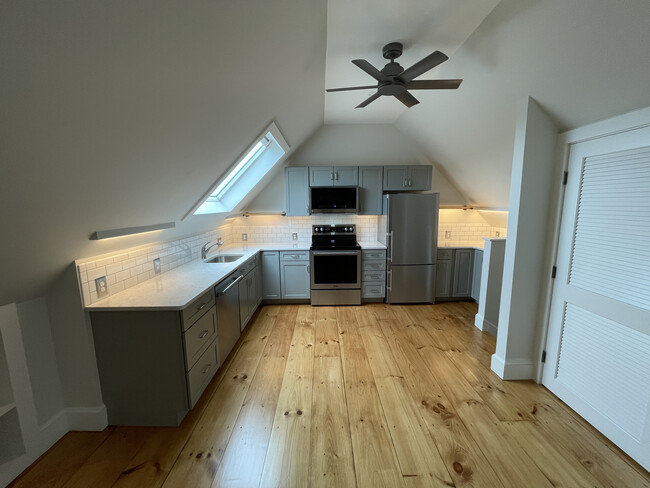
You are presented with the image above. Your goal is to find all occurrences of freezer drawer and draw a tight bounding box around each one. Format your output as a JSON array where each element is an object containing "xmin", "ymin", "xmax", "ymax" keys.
[{"xmin": 387, "ymin": 264, "xmax": 436, "ymax": 304}]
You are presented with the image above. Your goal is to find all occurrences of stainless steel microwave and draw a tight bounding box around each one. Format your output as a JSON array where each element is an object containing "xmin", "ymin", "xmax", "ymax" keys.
[{"xmin": 310, "ymin": 186, "xmax": 358, "ymax": 213}]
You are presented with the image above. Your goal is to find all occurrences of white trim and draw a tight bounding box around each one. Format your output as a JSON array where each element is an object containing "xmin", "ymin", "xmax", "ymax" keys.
[
  {"xmin": 491, "ymin": 354, "xmax": 535, "ymax": 380},
  {"xmin": 65, "ymin": 404, "xmax": 108, "ymax": 431},
  {"xmin": 474, "ymin": 313, "xmax": 497, "ymax": 336}
]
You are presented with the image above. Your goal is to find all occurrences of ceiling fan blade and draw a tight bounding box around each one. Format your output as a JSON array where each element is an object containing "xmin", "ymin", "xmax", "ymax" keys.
[
  {"xmin": 356, "ymin": 92, "xmax": 381, "ymax": 109},
  {"xmin": 394, "ymin": 91, "xmax": 419, "ymax": 108},
  {"xmin": 400, "ymin": 51, "xmax": 448, "ymax": 82},
  {"xmin": 405, "ymin": 79, "xmax": 463, "ymax": 90},
  {"xmin": 326, "ymin": 85, "xmax": 378, "ymax": 92},
  {"xmin": 352, "ymin": 59, "xmax": 389, "ymax": 82}
]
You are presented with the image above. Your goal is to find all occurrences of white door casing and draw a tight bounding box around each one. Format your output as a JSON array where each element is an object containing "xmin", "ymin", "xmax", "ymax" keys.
[{"xmin": 542, "ymin": 125, "xmax": 650, "ymax": 471}]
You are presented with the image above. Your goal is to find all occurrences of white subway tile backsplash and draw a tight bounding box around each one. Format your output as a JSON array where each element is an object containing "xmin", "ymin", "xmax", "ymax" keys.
[{"xmin": 87, "ymin": 266, "xmax": 107, "ymax": 281}]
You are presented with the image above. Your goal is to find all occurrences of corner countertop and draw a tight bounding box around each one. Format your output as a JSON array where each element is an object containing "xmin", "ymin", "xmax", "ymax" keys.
[{"xmin": 85, "ymin": 241, "xmax": 385, "ymax": 312}]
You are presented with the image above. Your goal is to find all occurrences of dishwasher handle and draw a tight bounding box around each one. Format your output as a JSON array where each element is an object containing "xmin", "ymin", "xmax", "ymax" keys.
[{"xmin": 217, "ymin": 274, "xmax": 244, "ymax": 296}]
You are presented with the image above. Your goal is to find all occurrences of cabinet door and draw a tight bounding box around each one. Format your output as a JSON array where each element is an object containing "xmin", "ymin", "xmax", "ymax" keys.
[
  {"xmin": 285, "ymin": 167, "xmax": 310, "ymax": 216},
  {"xmin": 358, "ymin": 166, "xmax": 383, "ymax": 215},
  {"xmin": 452, "ymin": 249, "xmax": 474, "ymax": 297},
  {"xmin": 261, "ymin": 252, "xmax": 281, "ymax": 299},
  {"xmin": 239, "ymin": 274, "xmax": 250, "ymax": 328},
  {"xmin": 383, "ymin": 166, "xmax": 407, "ymax": 191},
  {"xmin": 471, "ymin": 250, "xmax": 483, "ymax": 301},
  {"xmin": 281, "ymin": 262, "xmax": 310, "ymax": 299},
  {"xmin": 408, "ymin": 165, "xmax": 432, "ymax": 191},
  {"xmin": 309, "ymin": 167, "xmax": 334, "ymax": 186},
  {"xmin": 333, "ymin": 166, "xmax": 358, "ymax": 186},
  {"xmin": 435, "ymin": 259, "xmax": 452, "ymax": 298}
]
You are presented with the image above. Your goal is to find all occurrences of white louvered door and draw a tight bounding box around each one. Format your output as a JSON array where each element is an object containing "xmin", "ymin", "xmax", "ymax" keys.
[{"xmin": 542, "ymin": 126, "xmax": 650, "ymax": 471}]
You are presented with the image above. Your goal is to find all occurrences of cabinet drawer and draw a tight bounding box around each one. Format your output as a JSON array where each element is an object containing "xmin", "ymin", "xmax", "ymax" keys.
[
  {"xmin": 437, "ymin": 249, "xmax": 454, "ymax": 260},
  {"xmin": 187, "ymin": 340, "xmax": 218, "ymax": 408},
  {"xmin": 184, "ymin": 306, "xmax": 217, "ymax": 369},
  {"xmin": 362, "ymin": 270, "xmax": 386, "ymax": 282},
  {"xmin": 362, "ymin": 282, "xmax": 385, "ymax": 298},
  {"xmin": 280, "ymin": 251, "xmax": 309, "ymax": 261},
  {"xmin": 362, "ymin": 250, "xmax": 386, "ymax": 260},
  {"xmin": 181, "ymin": 289, "xmax": 215, "ymax": 330},
  {"xmin": 362, "ymin": 260, "xmax": 386, "ymax": 271}
]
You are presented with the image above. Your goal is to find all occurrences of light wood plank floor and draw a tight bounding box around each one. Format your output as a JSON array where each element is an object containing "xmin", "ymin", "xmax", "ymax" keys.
[{"xmin": 10, "ymin": 303, "xmax": 650, "ymax": 488}]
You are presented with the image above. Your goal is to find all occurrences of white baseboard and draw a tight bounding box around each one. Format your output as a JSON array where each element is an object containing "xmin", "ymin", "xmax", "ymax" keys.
[
  {"xmin": 474, "ymin": 314, "xmax": 498, "ymax": 336},
  {"xmin": 491, "ymin": 354, "xmax": 535, "ymax": 380},
  {"xmin": 65, "ymin": 404, "xmax": 108, "ymax": 431}
]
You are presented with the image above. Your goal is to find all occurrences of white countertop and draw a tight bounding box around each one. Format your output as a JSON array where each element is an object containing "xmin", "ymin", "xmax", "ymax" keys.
[{"xmin": 86, "ymin": 241, "xmax": 386, "ymax": 311}]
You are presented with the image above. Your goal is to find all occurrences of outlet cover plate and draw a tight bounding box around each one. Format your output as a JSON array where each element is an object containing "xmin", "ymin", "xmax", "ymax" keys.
[
  {"xmin": 445, "ymin": 231, "xmax": 452, "ymax": 239},
  {"xmin": 95, "ymin": 276, "xmax": 109, "ymax": 299},
  {"xmin": 153, "ymin": 258, "xmax": 161, "ymax": 274},
  {"xmin": 242, "ymin": 233, "xmax": 248, "ymax": 241},
  {"xmin": 292, "ymin": 233, "xmax": 298, "ymax": 240}
]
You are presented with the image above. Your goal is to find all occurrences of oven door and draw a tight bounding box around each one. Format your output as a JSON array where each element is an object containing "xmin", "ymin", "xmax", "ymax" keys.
[{"xmin": 310, "ymin": 251, "xmax": 361, "ymax": 289}]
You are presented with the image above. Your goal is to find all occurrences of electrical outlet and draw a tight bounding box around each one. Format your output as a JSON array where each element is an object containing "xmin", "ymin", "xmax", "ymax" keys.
[
  {"xmin": 95, "ymin": 276, "xmax": 108, "ymax": 299},
  {"xmin": 495, "ymin": 231, "xmax": 501, "ymax": 237},
  {"xmin": 292, "ymin": 233, "xmax": 298, "ymax": 240},
  {"xmin": 242, "ymin": 233, "xmax": 248, "ymax": 241},
  {"xmin": 153, "ymin": 258, "xmax": 161, "ymax": 274},
  {"xmin": 445, "ymin": 231, "xmax": 452, "ymax": 239}
]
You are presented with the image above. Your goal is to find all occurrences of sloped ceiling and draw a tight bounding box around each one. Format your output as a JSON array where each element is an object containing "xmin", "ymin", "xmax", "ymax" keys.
[
  {"xmin": 0, "ymin": 0, "xmax": 327, "ymax": 304},
  {"xmin": 395, "ymin": 0, "xmax": 650, "ymax": 208}
]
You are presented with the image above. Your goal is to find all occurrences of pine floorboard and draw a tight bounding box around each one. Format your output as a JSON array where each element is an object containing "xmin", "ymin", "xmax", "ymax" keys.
[{"xmin": 8, "ymin": 302, "xmax": 650, "ymax": 488}]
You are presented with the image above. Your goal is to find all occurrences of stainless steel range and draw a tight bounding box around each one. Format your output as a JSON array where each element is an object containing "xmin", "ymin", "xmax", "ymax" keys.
[{"xmin": 310, "ymin": 225, "xmax": 362, "ymax": 306}]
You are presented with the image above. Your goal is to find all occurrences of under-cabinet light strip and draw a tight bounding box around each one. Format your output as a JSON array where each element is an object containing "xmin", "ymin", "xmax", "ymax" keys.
[{"xmin": 90, "ymin": 222, "xmax": 176, "ymax": 240}]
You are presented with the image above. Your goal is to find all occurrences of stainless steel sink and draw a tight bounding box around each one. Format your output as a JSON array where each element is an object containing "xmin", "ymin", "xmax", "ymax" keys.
[{"xmin": 204, "ymin": 254, "xmax": 243, "ymax": 263}]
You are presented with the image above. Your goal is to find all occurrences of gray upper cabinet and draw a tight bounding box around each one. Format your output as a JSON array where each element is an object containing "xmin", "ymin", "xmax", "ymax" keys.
[
  {"xmin": 285, "ymin": 167, "xmax": 309, "ymax": 216},
  {"xmin": 383, "ymin": 165, "xmax": 432, "ymax": 191},
  {"xmin": 358, "ymin": 166, "xmax": 383, "ymax": 215},
  {"xmin": 309, "ymin": 166, "xmax": 358, "ymax": 186}
]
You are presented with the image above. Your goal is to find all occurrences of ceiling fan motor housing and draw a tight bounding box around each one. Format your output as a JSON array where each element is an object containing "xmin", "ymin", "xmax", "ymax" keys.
[{"xmin": 382, "ymin": 42, "xmax": 403, "ymax": 60}]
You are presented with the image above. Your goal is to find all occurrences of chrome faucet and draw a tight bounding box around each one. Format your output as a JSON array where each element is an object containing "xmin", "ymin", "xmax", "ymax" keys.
[{"xmin": 201, "ymin": 237, "xmax": 224, "ymax": 259}]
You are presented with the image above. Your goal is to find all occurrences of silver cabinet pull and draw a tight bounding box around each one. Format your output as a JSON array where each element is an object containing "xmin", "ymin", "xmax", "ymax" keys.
[
  {"xmin": 201, "ymin": 364, "xmax": 212, "ymax": 374},
  {"xmin": 307, "ymin": 265, "xmax": 310, "ymax": 274},
  {"xmin": 196, "ymin": 302, "xmax": 208, "ymax": 311},
  {"xmin": 330, "ymin": 172, "xmax": 334, "ymax": 180},
  {"xmin": 198, "ymin": 330, "xmax": 209, "ymax": 339}
]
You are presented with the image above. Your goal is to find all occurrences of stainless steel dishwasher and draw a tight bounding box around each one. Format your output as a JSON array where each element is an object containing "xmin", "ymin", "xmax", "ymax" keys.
[{"xmin": 215, "ymin": 270, "xmax": 243, "ymax": 364}]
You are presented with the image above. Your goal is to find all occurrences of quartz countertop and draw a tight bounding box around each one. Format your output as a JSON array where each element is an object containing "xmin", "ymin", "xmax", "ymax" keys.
[{"xmin": 86, "ymin": 241, "xmax": 386, "ymax": 311}]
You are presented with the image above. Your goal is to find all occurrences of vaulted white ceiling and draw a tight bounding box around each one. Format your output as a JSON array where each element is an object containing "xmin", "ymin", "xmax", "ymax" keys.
[{"xmin": 1, "ymin": 0, "xmax": 650, "ymax": 305}]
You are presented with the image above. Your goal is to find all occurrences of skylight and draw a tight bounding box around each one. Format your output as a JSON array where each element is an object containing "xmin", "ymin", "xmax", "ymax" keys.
[{"xmin": 188, "ymin": 122, "xmax": 289, "ymax": 216}]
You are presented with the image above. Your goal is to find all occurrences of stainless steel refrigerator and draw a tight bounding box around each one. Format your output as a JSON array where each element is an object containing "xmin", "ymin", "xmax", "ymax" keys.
[{"xmin": 382, "ymin": 193, "xmax": 439, "ymax": 303}]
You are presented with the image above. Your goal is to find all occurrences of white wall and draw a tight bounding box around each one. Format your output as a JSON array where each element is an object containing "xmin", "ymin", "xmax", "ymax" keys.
[
  {"xmin": 247, "ymin": 124, "xmax": 467, "ymax": 211},
  {"xmin": 492, "ymin": 97, "xmax": 559, "ymax": 380},
  {"xmin": 0, "ymin": 0, "xmax": 327, "ymax": 307}
]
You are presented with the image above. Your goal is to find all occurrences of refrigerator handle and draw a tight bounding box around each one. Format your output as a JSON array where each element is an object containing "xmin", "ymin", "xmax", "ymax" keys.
[
  {"xmin": 386, "ymin": 269, "xmax": 392, "ymax": 291},
  {"xmin": 385, "ymin": 231, "xmax": 393, "ymax": 262}
]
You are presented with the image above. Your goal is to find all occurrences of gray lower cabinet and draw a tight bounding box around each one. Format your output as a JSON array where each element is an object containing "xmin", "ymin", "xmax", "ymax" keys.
[
  {"xmin": 90, "ymin": 289, "xmax": 219, "ymax": 426},
  {"xmin": 361, "ymin": 249, "xmax": 386, "ymax": 300},
  {"xmin": 383, "ymin": 165, "xmax": 432, "ymax": 192},
  {"xmin": 261, "ymin": 251, "xmax": 281, "ymax": 299},
  {"xmin": 452, "ymin": 249, "xmax": 474, "ymax": 297},
  {"xmin": 435, "ymin": 248, "xmax": 479, "ymax": 300},
  {"xmin": 285, "ymin": 167, "xmax": 309, "ymax": 216},
  {"xmin": 239, "ymin": 257, "xmax": 262, "ymax": 332},
  {"xmin": 358, "ymin": 166, "xmax": 383, "ymax": 215},
  {"xmin": 471, "ymin": 250, "xmax": 484, "ymax": 301},
  {"xmin": 280, "ymin": 251, "xmax": 310, "ymax": 299}
]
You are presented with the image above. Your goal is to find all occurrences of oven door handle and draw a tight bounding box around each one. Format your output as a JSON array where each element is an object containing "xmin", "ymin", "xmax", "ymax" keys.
[{"xmin": 311, "ymin": 251, "xmax": 360, "ymax": 256}]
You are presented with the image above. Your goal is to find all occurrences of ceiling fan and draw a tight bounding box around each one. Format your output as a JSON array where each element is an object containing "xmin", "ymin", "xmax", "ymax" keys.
[{"xmin": 326, "ymin": 42, "xmax": 462, "ymax": 108}]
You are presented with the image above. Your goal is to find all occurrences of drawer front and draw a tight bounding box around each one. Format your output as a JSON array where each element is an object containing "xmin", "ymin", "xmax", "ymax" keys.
[
  {"xmin": 280, "ymin": 251, "xmax": 309, "ymax": 261},
  {"xmin": 184, "ymin": 306, "xmax": 217, "ymax": 369},
  {"xmin": 181, "ymin": 289, "xmax": 215, "ymax": 330},
  {"xmin": 362, "ymin": 270, "xmax": 386, "ymax": 282},
  {"xmin": 187, "ymin": 340, "xmax": 218, "ymax": 408},
  {"xmin": 362, "ymin": 250, "xmax": 386, "ymax": 260},
  {"xmin": 362, "ymin": 260, "xmax": 386, "ymax": 271},
  {"xmin": 362, "ymin": 282, "xmax": 385, "ymax": 298},
  {"xmin": 437, "ymin": 249, "xmax": 454, "ymax": 260}
]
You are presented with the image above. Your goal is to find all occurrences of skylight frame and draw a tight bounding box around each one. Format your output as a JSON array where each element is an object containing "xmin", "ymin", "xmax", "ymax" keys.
[{"xmin": 184, "ymin": 121, "xmax": 290, "ymax": 218}]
